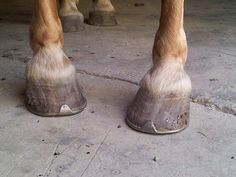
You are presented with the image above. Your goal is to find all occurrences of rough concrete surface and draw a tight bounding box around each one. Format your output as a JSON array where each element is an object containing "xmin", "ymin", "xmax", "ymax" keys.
[{"xmin": 0, "ymin": 0, "xmax": 236, "ymax": 177}]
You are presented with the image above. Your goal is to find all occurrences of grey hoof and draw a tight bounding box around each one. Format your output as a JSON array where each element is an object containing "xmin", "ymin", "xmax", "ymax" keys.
[
  {"xmin": 87, "ymin": 11, "xmax": 117, "ymax": 26},
  {"xmin": 126, "ymin": 88, "xmax": 190, "ymax": 134},
  {"xmin": 60, "ymin": 15, "xmax": 85, "ymax": 33},
  {"xmin": 25, "ymin": 80, "xmax": 87, "ymax": 117}
]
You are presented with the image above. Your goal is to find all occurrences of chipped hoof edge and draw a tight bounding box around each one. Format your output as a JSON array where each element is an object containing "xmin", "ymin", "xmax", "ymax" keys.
[
  {"xmin": 126, "ymin": 88, "xmax": 190, "ymax": 134},
  {"xmin": 87, "ymin": 11, "xmax": 117, "ymax": 26},
  {"xmin": 60, "ymin": 15, "xmax": 85, "ymax": 33}
]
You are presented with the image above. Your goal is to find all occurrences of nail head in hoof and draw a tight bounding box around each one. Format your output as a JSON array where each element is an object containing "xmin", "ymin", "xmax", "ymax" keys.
[
  {"xmin": 87, "ymin": 11, "xmax": 117, "ymax": 26},
  {"xmin": 60, "ymin": 15, "xmax": 85, "ymax": 33},
  {"xmin": 25, "ymin": 81, "xmax": 87, "ymax": 117},
  {"xmin": 126, "ymin": 88, "xmax": 190, "ymax": 134}
]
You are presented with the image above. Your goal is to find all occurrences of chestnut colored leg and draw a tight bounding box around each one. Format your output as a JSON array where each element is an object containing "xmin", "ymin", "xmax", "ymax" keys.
[
  {"xmin": 59, "ymin": 0, "xmax": 85, "ymax": 32},
  {"xmin": 26, "ymin": 0, "xmax": 86, "ymax": 116},
  {"xmin": 126, "ymin": 0, "xmax": 192, "ymax": 134}
]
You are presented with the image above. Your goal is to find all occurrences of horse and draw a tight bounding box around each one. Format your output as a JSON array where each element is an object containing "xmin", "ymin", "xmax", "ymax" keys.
[{"xmin": 26, "ymin": 0, "xmax": 191, "ymax": 134}]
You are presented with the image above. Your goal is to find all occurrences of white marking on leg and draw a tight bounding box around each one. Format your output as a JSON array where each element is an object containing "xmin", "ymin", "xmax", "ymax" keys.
[
  {"xmin": 141, "ymin": 58, "xmax": 192, "ymax": 96},
  {"xmin": 26, "ymin": 45, "xmax": 76, "ymax": 83}
]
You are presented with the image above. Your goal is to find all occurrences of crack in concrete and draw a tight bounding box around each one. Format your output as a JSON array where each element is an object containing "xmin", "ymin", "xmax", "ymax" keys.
[
  {"xmin": 43, "ymin": 143, "xmax": 60, "ymax": 177},
  {"xmin": 191, "ymin": 97, "xmax": 236, "ymax": 116},
  {"xmin": 42, "ymin": 139, "xmax": 82, "ymax": 177},
  {"xmin": 77, "ymin": 69, "xmax": 236, "ymax": 116},
  {"xmin": 80, "ymin": 128, "xmax": 112, "ymax": 177},
  {"xmin": 77, "ymin": 69, "xmax": 139, "ymax": 86}
]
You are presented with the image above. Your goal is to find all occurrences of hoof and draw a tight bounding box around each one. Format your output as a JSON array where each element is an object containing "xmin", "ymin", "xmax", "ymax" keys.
[
  {"xmin": 25, "ymin": 80, "xmax": 87, "ymax": 117},
  {"xmin": 87, "ymin": 11, "xmax": 117, "ymax": 26},
  {"xmin": 126, "ymin": 88, "xmax": 190, "ymax": 134},
  {"xmin": 60, "ymin": 15, "xmax": 85, "ymax": 33}
]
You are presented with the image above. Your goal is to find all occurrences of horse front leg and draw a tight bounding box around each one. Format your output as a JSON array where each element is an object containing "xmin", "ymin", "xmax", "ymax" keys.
[
  {"xmin": 26, "ymin": 0, "xmax": 86, "ymax": 116},
  {"xmin": 88, "ymin": 0, "xmax": 117, "ymax": 26},
  {"xmin": 59, "ymin": 0, "xmax": 85, "ymax": 32},
  {"xmin": 126, "ymin": 0, "xmax": 192, "ymax": 134}
]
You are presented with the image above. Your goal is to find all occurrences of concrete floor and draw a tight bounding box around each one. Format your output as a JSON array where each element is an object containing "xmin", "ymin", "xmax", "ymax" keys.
[{"xmin": 0, "ymin": 0, "xmax": 236, "ymax": 177}]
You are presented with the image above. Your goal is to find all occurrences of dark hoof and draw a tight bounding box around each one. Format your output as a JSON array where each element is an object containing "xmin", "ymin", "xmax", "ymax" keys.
[
  {"xmin": 25, "ymin": 80, "xmax": 86, "ymax": 117},
  {"xmin": 60, "ymin": 15, "xmax": 85, "ymax": 33},
  {"xmin": 126, "ymin": 88, "xmax": 190, "ymax": 134},
  {"xmin": 87, "ymin": 11, "xmax": 117, "ymax": 26}
]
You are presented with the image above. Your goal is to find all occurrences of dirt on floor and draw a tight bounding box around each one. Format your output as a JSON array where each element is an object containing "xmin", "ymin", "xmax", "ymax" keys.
[{"xmin": 0, "ymin": 0, "xmax": 236, "ymax": 177}]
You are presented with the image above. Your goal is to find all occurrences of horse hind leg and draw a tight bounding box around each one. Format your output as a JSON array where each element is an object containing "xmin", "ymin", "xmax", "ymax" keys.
[
  {"xmin": 87, "ymin": 0, "xmax": 117, "ymax": 26},
  {"xmin": 59, "ymin": 0, "xmax": 85, "ymax": 32}
]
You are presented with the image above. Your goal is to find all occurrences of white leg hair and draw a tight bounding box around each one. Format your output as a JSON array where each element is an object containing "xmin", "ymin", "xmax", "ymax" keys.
[
  {"xmin": 95, "ymin": 0, "xmax": 115, "ymax": 12},
  {"xmin": 59, "ymin": 0, "xmax": 84, "ymax": 21},
  {"xmin": 26, "ymin": 45, "xmax": 76, "ymax": 84},
  {"xmin": 140, "ymin": 58, "xmax": 192, "ymax": 97}
]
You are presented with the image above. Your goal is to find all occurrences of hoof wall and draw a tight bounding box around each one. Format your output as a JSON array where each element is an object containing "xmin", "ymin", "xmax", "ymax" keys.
[
  {"xmin": 60, "ymin": 15, "xmax": 85, "ymax": 33},
  {"xmin": 87, "ymin": 11, "xmax": 117, "ymax": 26},
  {"xmin": 126, "ymin": 88, "xmax": 190, "ymax": 134},
  {"xmin": 25, "ymin": 81, "xmax": 87, "ymax": 117}
]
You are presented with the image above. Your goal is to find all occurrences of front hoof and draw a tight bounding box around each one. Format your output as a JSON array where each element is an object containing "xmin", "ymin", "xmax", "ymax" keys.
[
  {"xmin": 60, "ymin": 15, "xmax": 85, "ymax": 33},
  {"xmin": 126, "ymin": 88, "xmax": 190, "ymax": 134},
  {"xmin": 87, "ymin": 11, "xmax": 117, "ymax": 26},
  {"xmin": 25, "ymin": 80, "xmax": 87, "ymax": 117}
]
